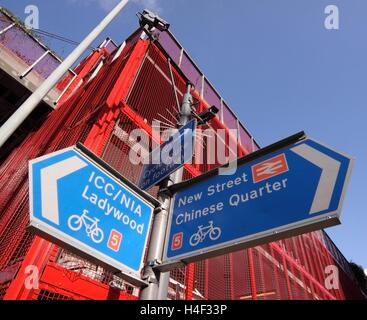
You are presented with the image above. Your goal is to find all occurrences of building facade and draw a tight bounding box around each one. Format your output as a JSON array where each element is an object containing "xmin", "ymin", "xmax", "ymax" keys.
[{"xmin": 0, "ymin": 8, "xmax": 365, "ymax": 300}]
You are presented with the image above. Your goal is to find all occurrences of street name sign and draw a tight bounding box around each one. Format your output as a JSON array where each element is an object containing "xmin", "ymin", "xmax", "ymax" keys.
[
  {"xmin": 138, "ymin": 119, "xmax": 197, "ymax": 190},
  {"xmin": 162, "ymin": 136, "xmax": 353, "ymax": 269},
  {"xmin": 29, "ymin": 145, "xmax": 159, "ymax": 285}
]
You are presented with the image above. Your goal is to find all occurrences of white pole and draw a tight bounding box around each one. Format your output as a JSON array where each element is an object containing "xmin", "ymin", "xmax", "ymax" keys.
[
  {"xmin": 0, "ymin": 0, "xmax": 129, "ymax": 148},
  {"xmin": 140, "ymin": 85, "xmax": 193, "ymax": 300}
]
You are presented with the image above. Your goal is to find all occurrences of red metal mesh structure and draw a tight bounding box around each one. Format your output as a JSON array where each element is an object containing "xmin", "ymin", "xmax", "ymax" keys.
[{"xmin": 0, "ymin": 23, "xmax": 365, "ymax": 300}]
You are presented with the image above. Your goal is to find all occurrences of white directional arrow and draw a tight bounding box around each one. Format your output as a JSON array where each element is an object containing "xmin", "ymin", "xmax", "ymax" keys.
[
  {"xmin": 291, "ymin": 144, "xmax": 341, "ymax": 214},
  {"xmin": 40, "ymin": 156, "xmax": 87, "ymax": 224}
]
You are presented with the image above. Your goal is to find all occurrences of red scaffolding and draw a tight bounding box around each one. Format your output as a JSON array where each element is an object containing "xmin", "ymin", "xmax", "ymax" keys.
[{"xmin": 0, "ymin": 26, "xmax": 365, "ymax": 300}]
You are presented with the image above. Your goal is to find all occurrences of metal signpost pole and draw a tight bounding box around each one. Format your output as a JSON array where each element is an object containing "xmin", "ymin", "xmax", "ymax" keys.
[{"xmin": 140, "ymin": 85, "xmax": 192, "ymax": 300}]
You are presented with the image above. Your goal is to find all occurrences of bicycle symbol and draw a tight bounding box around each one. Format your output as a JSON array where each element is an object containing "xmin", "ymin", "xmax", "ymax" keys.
[
  {"xmin": 67, "ymin": 209, "xmax": 104, "ymax": 244},
  {"xmin": 189, "ymin": 221, "xmax": 221, "ymax": 247}
]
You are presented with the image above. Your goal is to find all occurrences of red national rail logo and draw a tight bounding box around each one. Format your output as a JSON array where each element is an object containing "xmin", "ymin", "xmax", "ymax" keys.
[{"xmin": 251, "ymin": 154, "xmax": 289, "ymax": 183}]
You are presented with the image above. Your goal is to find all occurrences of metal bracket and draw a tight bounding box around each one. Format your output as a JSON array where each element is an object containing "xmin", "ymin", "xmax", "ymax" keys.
[
  {"xmin": 153, "ymin": 206, "xmax": 163, "ymax": 214},
  {"xmin": 153, "ymin": 206, "xmax": 169, "ymax": 215},
  {"xmin": 157, "ymin": 187, "xmax": 173, "ymax": 198},
  {"xmin": 153, "ymin": 260, "xmax": 187, "ymax": 272},
  {"xmin": 147, "ymin": 259, "xmax": 162, "ymax": 267},
  {"xmin": 142, "ymin": 259, "xmax": 162, "ymax": 284}
]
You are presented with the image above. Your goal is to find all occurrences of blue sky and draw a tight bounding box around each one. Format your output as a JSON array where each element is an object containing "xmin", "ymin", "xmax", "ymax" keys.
[{"xmin": 1, "ymin": 0, "xmax": 366, "ymax": 270}]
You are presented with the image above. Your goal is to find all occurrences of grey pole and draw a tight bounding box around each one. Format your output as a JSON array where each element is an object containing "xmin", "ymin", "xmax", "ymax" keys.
[
  {"xmin": 140, "ymin": 84, "xmax": 192, "ymax": 300},
  {"xmin": 0, "ymin": 0, "xmax": 129, "ymax": 148}
]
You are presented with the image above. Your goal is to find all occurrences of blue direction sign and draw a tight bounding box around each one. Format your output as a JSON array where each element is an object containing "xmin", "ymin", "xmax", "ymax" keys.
[
  {"xmin": 29, "ymin": 146, "xmax": 157, "ymax": 284},
  {"xmin": 163, "ymin": 138, "xmax": 353, "ymax": 266},
  {"xmin": 138, "ymin": 119, "xmax": 197, "ymax": 190}
]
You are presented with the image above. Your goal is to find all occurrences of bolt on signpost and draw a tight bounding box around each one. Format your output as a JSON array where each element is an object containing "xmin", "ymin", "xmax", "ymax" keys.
[
  {"xmin": 28, "ymin": 144, "xmax": 159, "ymax": 286},
  {"xmin": 158, "ymin": 134, "xmax": 353, "ymax": 271}
]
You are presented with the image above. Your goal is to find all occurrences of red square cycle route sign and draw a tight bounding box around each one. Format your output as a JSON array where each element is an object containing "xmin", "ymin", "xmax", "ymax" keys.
[
  {"xmin": 171, "ymin": 232, "xmax": 184, "ymax": 251},
  {"xmin": 108, "ymin": 229, "xmax": 122, "ymax": 252}
]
